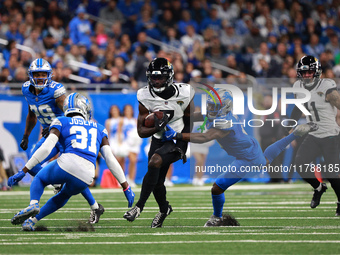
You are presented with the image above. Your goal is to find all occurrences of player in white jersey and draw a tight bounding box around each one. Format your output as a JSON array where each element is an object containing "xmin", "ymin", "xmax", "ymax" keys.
[
  {"xmin": 290, "ymin": 55, "xmax": 340, "ymax": 216},
  {"xmin": 10, "ymin": 93, "xmax": 135, "ymax": 231},
  {"xmin": 124, "ymin": 58, "xmax": 195, "ymax": 227}
]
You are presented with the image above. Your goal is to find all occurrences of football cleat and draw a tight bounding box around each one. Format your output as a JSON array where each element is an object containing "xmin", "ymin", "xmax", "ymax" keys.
[
  {"xmin": 88, "ymin": 203, "xmax": 105, "ymax": 224},
  {"xmin": 310, "ymin": 183, "xmax": 327, "ymax": 208},
  {"xmin": 335, "ymin": 202, "xmax": 340, "ymax": 216},
  {"xmin": 22, "ymin": 217, "xmax": 36, "ymax": 231},
  {"xmin": 11, "ymin": 203, "xmax": 40, "ymax": 225},
  {"xmin": 204, "ymin": 215, "xmax": 223, "ymax": 227},
  {"xmin": 293, "ymin": 122, "xmax": 318, "ymax": 137},
  {"xmin": 151, "ymin": 205, "xmax": 173, "ymax": 228},
  {"xmin": 123, "ymin": 205, "xmax": 141, "ymax": 222}
]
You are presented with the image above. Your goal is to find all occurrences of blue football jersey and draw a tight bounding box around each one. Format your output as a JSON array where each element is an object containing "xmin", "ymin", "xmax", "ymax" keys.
[
  {"xmin": 50, "ymin": 117, "xmax": 108, "ymax": 166},
  {"xmin": 22, "ymin": 80, "xmax": 66, "ymax": 128},
  {"xmin": 206, "ymin": 112, "xmax": 263, "ymax": 160}
]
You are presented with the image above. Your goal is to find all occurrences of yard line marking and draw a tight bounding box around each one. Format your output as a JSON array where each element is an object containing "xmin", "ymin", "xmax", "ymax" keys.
[
  {"xmin": 1, "ymin": 204, "xmax": 337, "ymax": 212},
  {"xmin": 2, "ymin": 225, "xmax": 340, "ymax": 230},
  {"xmin": 2, "ymin": 209, "xmax": 335, "ymax": 214},
  {"xmin": 1, "ymin": 232, "xmax": 339, "ymax": 237},
  {"xmin": 1, "ymin": 216, "xmax": 339, "ymax": 222},
  {"xmin": 2, "ymin": 240, "xmax": 340, "ymax": 245},
  {"xmin": 0, "ymin": 184, "xmax": 312, "ymax": 197}
]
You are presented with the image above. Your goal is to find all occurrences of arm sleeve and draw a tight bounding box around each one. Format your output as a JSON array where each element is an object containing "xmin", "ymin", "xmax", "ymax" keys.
[
  {"xmin": 25, "ymin": 134, "xmax": 59, "ymax": 170},
  {"xmin": 100, "ymin": 145, "xmax": 126, "ymax": 184}
]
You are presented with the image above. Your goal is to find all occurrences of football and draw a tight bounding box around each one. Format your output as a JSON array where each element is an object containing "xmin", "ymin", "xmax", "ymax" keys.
[{"xmin": 144, "ymin": 111, "xmax": 164, "ymax": 127}]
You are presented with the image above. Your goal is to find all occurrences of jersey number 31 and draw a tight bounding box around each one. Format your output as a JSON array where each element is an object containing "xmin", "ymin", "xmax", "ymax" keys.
[{"xmin": 70, "ymin": 126, "xmax": 97, "ymax": 153}]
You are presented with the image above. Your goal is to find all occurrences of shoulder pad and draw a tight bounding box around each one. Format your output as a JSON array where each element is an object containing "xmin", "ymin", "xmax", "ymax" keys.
[
  {"xmin": 292, "ymin": 80, "xmax": 302, "ymax": 88},
  {"xmin": 53, "ymin": 82, "xmax": 66, "ymax": 98},
  {"xmin": 51, "ymin": 117, "xmax": 62, "ymax": 127},
  {"xmin": 322, "ymin": 78, "xmax": 336, "ymax": 88},
  {"xmin": 137, "ymin": 86, "xmax": 150, "ymax": 101},
  {"xmin": 22, "ymin": 81, "xmax": 30, "ymax": 88}
]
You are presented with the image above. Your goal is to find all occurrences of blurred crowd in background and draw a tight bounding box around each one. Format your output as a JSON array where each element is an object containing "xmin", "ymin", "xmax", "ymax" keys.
[{"xmin": 0, "ymin": 0, "xmax": 339, "ymax": 92}]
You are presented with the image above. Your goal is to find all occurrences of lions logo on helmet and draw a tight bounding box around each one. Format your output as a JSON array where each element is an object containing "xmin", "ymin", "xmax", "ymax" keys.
[
  {"xmin": 27, "ymin": 58, "xmax": 53, "ymax": 89},
  {"xmin": 296, "ymin": 55, "xmax": 322, "ymax": 87},
  {"xmin": 207, "ymin": 88, "xmax": 233, "ymax": 121},
  {"xmin": 146, "ymin": 58, "xmax": 174, "ymax": 93},
  {"xmin": 63, "ymin": 93, "xmax": 92, "ymax": 121}
]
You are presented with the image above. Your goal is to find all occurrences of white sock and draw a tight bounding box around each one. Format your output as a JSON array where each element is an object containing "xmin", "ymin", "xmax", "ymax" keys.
[
  {"xmin": 31, "ymin": 217, "xmax": 38, "ymax": 223},
  {"xmin": 316, "ymin": 183, "xmax": 324, "ymax": 192},
  {"xmin": 91, "ymin": 202, "xmax": 99, "ymax": 210},
  {"xmin": 30, "ymin": 200, "xmax": 39, "ymax": 205}
]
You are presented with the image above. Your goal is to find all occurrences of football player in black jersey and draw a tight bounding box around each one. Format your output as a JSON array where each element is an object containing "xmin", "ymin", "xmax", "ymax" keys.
[{"xmin": 124, "ymin": 58, "xmax": 195, "ymax": 227}]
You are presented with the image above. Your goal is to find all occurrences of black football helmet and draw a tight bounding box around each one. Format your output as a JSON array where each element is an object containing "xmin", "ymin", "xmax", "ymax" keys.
[
  {"xmin": 146, "ymin": 58, "xmax": 174, "ymax": 92},
  {"xmin": 296, "ymin": 55, "xmax": 322, "ymax": 87}
]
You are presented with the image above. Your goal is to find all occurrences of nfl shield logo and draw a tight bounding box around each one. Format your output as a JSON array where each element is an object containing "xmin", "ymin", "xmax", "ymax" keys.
[{"xmin": 165, "ymin": 101, "xmax": 168, "ymax": 105}]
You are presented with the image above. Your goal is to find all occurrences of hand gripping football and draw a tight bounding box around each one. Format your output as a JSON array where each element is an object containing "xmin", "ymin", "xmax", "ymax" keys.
[{"xmin": 144, "ymin": 111, "xmax": 164, "ymax": 128}]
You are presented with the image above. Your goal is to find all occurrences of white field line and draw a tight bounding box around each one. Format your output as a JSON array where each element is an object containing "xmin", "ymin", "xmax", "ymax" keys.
[
  {"xmin": 0, "ymin": 184, "xmax": 311, "ymax": 196},
  {"xmin": 1, "ymin": 205, "xmax": 338, "ymax": 214},
  {"xmin": 1, "ymin": 216, "xmax": 339, "ymax": 222},
  {"xmin": 1, "ymin": 209, "xmax": 335, "ymax": 215},
  {"xmin": 2, "ymin": 240, "xmax": 340, "ymax": 245},
  {"xmin": 2, "ymin": 225, "xmax": 340, "ymax": 229},
  {"xmin": 1, "ymin": 232, "xmax": 340, "ymax": 238}
]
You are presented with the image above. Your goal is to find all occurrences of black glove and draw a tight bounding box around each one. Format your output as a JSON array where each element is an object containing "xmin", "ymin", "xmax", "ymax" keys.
[
  {"xmin": 172, "ymin": 147, "xmax": 187, "ymax": 164},
  {"xmin": 155, "ymin": 113, "xmax": 169, "ymax": 131},
  {"xmin": 20, "ymin": 135, "xmax": 29, "ymax": 150},
  {"xmin": 42, "ymin": 127, "xmax": 50, "ymax": 138}
]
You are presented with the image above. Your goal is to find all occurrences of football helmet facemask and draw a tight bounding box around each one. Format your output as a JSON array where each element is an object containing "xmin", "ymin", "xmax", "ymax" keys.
[
  {"xmin": 146, "ymin": 58, "xmax": 174, "ymax": 93},
  {"xmin": 63, "ymin": 93, "xmax": 92, "ymax": 121},
  {"xmin": 207, "ymin": 88, "xmax": 233, "ymax": 120},
  {"xmin": 296, "ymin": 55, "xmax": 322, "ymax": 87},
  {"xmin": 28, "ymin": 58, "xmax": 53, "ymax": 89}
]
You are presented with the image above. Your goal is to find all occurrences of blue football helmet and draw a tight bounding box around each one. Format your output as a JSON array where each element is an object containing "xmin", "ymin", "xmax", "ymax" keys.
[
  {"xmin": 27, "ymin": 58, "xmax": 53, "ymax": 89},
  {"xmin": 63, "ymin": 93, "xmax": 92, "ymax": 121},
  {"xmin": 207, "ymin": 88, "xmax": 233, "ymax": 120}
]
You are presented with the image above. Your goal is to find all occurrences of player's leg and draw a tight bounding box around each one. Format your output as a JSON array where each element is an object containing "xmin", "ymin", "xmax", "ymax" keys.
[
  {"xmin": 124, "ymin": 139, "xmax": 176, "ymax": 222},
  {"xmin": 319, "ymin": 137, "xmax": 340, "ymax": 215},
  {"xmin": 23, "ymin": 172, "xmax": 88, "ymax": 231},
  {"xmin": 205, "ymin": 158, "xmax": 255, "ymax": 227},
  {"xmin": 294, "ymin": 135, "xmax": 328, "ymax": 208},
  {"xmin": 12, "ymin": 160, "xmax": 69, "ymax": 225},
  {"xmin": 264, "ymin": 123, "xmax": 318, "ymax": 164},
  {"xmin": 151, "ymin": 154, "xmax": 177, "ymax": 228},
  {"xmin": 124, "ymin": 138, "xmax": 163, "ymax": 221},
  {"xmin": 82, "ymin": 188, "xmax": 105, "ymax": 224}
]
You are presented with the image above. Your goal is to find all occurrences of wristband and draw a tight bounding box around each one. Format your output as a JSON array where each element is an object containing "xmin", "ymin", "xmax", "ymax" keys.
[
  {"xmin": 123, "ymin": 185, "xmax": 130, "ymax": 192},
  {"xmin": 23, "ymin": 135, "xmax": 29, "ymax": 139},
  {"xmin": 176, "ymin": 133, "xmax": 183, "ymax": 140}
]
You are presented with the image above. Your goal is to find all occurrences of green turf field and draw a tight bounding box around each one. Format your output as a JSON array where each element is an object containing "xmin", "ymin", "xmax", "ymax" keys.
[{"xmin": 1, "ymin": 182, "xmax": 340, "ymax": 254}]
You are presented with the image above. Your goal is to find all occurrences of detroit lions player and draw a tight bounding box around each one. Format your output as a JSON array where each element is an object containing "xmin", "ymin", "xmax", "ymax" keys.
[
  {"xmin": 8, "ymin": 59, "xmax": 104, "ymax": 224},
  {"xmin": 11, "ymin": 93, "xmax": 135, "ymax": 231},
  {"xmin": 163, "ymin": 88, "xmax": 318, "ymax": 226},
  {"xmin": 123, "ymin": 58, "xmax": 195, "ymax": 228},
  {"xmin": 289, "ymin": 55, "xmax": 340, "ymax": 216}
]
